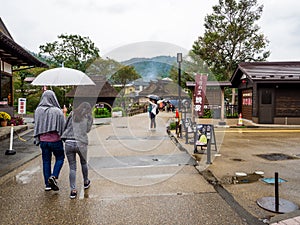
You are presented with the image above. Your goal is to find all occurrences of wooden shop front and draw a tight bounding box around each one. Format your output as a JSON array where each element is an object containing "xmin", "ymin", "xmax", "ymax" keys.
[
  {"xmin": 230, "ymin": 62, "xmax": 300, "ymax": 124},
  {"xmin": 0, "ymin": 18, "xmax": 47, "ymax": 116}
]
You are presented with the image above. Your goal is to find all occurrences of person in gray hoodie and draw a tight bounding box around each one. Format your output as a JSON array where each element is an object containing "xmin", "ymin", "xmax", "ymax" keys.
[
  {"xmin": 61, "ymin": 102, "xmax": 93, "ymax": 199},
  {"xmin": 34, "ymin": 90, "xmax": 65, "ymax": 191}
]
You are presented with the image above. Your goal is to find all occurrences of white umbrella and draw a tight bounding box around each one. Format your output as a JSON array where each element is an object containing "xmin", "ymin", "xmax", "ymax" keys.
[{"xmin": 31, "ymin": 67, "xmax": 95, "ymax": 86}]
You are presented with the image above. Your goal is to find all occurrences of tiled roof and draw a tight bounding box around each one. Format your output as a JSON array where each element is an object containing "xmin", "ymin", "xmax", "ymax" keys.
[
  {"xmin": 139, "ymin": 80, "xmax": 189, "ymax": 99},
  {"xmin": 186, "ymin": 81, "xmax": 231, "ymax": 87},
  {"xmin": 65, "ymin": 76, "xmax": 118, "ymax": 98},
  {"xmin": 0, "ymin": 17, "xmax": 47, "ymax": 68},
  {"xmin": 231, "ymin": 62, "xmax": 300, "ymax": 86},
  {"xmin": 0, "ymin": 32, "xmax": 48, "ymax": 68}
]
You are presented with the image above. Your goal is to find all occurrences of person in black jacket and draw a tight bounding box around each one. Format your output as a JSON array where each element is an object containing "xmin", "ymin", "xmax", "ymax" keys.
[{"xmin": 61, "ymin": 102, "xmax": 93, "ymax": 199}]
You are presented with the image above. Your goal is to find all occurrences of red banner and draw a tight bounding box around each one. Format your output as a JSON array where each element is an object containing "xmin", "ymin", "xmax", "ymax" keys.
[{"xmin": 194, "ymin": 74, "xmax": 207, "ymax": 116}]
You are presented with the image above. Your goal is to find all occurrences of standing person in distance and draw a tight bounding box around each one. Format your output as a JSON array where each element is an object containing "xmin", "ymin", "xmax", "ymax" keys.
[
  {"xmin": 34, "ymin": 90, "xmax": 65, "ymax": 191},
  {"xmin": 148, "ymin": 100, "xmax": 152, "ymax": 119},
  {"xmin": 61, "ymin": 102, "xmax": 93, "ymax": 199},
  {"xmin": 147, "ymin": 98, "xmax": 158, "ymax": 131}
]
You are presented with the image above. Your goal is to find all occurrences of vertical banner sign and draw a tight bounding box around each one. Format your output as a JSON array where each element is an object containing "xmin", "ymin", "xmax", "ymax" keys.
[
  {"xmin": 18, "ymin": 98, "xmax": 26, "ymax": 114},
  {"xmin": 194, "ymin": 74, "xmax": 207, "ymax": 116}
]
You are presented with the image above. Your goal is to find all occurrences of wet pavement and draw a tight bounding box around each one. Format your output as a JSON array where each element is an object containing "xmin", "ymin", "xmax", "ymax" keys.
[
  {"xmin": 0, "ymin": 113, "xmax": 299, "ymax": 224},
  {"xmin": 178, "ymin": 117, "xmax": 300, "ymax": 224}
]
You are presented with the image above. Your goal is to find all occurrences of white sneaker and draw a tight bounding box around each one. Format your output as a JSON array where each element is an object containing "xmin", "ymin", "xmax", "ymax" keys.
[{"xmin": 45, "ymin": 186, "xmax": 51, "ymax": 191}]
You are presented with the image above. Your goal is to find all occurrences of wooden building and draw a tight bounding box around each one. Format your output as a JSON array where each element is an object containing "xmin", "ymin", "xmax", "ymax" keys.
[
  {"xmin": 231, "ymin": 62, "xmax": 300, "ymax": 124},
  {"xmin": 0, "ymin": 18, "xmax": 47, "ymax": 115},
  {"xmin": 65, "ymin": 76, "xmax": 118, "ymax": 108},
  {"xmin": 138, "ymin": 79, "xmax": 189, "ymax": 102}
]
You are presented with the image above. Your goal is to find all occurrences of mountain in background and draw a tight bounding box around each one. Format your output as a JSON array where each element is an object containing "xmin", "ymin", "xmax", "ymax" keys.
[{"xmin": 122, "ymin": 56, "xmax": 177, "ymax": 81}]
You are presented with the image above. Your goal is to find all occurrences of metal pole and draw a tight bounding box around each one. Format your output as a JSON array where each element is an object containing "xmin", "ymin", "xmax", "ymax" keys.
[
  {"xmin": 177, "ymin": 53, "xmax": 182, "ymax": 139},
  {"xmin": 5, "ymin": 124, "xmax": 16, "ymax": 155},
  {"xmin": 9, "ymin": 124, "xmax": 13, "ymax": 150},
  {"xmin": 275, "ymin": 172, "xmax": 279, "ymax": 212},
  {"xmin": 206, "ymin": 125, "xmax": 212, "ymax": 164},
  {"xmin": 178, "ymin": 62, "xmax": 181, "ymax": 111},
  {"xmin": 185, "ymin": 125, "xmax": 188, "ymax": 144},
  {"xmin": 206, "ymin": 138, "xmax": 211, "ymax": 164}
]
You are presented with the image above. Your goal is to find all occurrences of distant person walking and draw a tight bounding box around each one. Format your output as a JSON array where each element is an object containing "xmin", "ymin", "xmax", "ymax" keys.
[
  {"xmin": 148, "ymin": 99, "xmax": 158, "ymax": 130},
  {"xmin": 34, "ymin": 90, "xmax": 65, "ymax": 191},
  {"xmin": 61, "ymin": 102, "xmax": 93, "ymax": 199}
]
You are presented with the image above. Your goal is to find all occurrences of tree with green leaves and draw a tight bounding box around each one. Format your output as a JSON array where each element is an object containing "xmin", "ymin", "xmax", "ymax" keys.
[
  {"xmin": 110, "ymin": 65, "xmax": 141, "ymax": 111},
  {"xmin": 192, "ymin": 0, "xmax": 270, "ymax": 81},
  {"xmin": 169, "ymin": 51, "xmax": 214, "ymax": 89},
  {"xmin": 13, "ymin": 68, "xmax": 48, "ymax": 112},
  {"xmin": 110, "ymin": 65, "xmax": 141, "ymax": 90},
  {"xmin": 39, "ymin": 34, "xmax": 100, "ymax": 72},
  {"xmin": 85, "ymin": 57, "xmax": 122, "ymax": 79}
]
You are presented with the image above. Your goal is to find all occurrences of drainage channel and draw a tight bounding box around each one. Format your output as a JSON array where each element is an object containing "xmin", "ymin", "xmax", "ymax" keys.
[
  {"xmin": 201, "ymin": 170, "xmax": 265, "ymax": 225},
  {"xmin": 167, "ymin": 130, "xmax": 265, "ymax": 225}
]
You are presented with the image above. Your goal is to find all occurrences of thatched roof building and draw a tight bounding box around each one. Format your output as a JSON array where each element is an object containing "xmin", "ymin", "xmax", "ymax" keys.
[
  {"xmin": 139, "ymin": 79, "xmax": 189, "ymax": 99},
  {"xmin": 65, "ymin": 76, "xmax": 118, "ymax": 107}
]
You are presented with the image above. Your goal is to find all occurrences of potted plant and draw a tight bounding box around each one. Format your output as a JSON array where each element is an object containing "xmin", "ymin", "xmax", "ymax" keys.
[
  {"xmin": 0, "ymin": 111, "xmax": 11, "ymax": 127},
  {"xmin": 10, "ymin": 116, "xmax": 24, "ymax": 126}
]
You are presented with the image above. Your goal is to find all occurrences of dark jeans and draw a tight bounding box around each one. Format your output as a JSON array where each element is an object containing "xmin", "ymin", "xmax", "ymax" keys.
[
  {"xmin": 150, "ymin": 113, "xmax": 156, "ymax": 128},
  {"xmin": 40, "ymin": 141, "xmax": 64, "ymax": 187}
]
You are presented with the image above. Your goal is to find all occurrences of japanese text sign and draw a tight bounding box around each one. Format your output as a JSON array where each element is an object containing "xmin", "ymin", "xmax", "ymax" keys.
[
  {"xmin": 18, "ymin": 98, "xmax": 26, "ymax": 114},
  {"xmin": 194, "ymin": 74, "xmax": 207, "ymax": 116}
]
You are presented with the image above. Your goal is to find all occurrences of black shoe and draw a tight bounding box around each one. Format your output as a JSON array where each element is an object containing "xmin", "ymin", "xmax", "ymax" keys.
[
  {"xmin": 70, "ymin": 190, "xmax": 77, "ymax": 199},
  {"xmin": 84, "ymin": 180, "xmax": 91, "ymax": 189},
  {"xmin": 48, "ymin": 176, "xmax": 59, "ymax": 191}
]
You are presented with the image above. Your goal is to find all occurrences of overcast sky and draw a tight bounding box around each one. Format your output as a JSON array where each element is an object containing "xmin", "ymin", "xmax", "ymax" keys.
[{"xmin": 1, "ymin": 0, "xmax": 300, "ymax": 62}]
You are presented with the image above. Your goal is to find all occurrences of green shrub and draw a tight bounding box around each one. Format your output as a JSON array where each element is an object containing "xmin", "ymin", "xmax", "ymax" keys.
[
  {"xmin": 112, "ymin": 107, "xmax": 123, "ymax": 112},
  {"xmin": 202, "ymin": 109, "xmax": 212, "ymax": 118},
  {"xmin": 93, "ymin": 107, "xmax": 111, "ymax": 118},
  {"xmin": 169, "ymin": 121, "xmax": 176, "ymax": 130}
]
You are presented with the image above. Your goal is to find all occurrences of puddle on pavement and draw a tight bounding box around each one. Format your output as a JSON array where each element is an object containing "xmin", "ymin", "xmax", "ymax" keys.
[
  {"xmin": 233, "ymin": 173, "xmax": 264, "ymax": 184},
  {"xmin": 256, "ymin": 153, "xmax": 299, "ymax": 161},
  {"xmin": 260, "ymin": 177, "xmax": 287, "ymax": 184},
  {"xmin": 221, "ymin": 172, "xmax": 264, "ymax": 185}
]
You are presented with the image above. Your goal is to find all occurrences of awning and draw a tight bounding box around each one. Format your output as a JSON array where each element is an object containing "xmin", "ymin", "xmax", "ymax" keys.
[{"xmin": 0, "ymin": 32, "xmax": 48, "ymax": 68}]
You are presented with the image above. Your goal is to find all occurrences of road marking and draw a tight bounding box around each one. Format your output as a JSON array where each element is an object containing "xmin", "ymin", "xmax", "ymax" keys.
[{"xmin": 216, "ymin": 129, "xmax": 300, "ymax": 133}]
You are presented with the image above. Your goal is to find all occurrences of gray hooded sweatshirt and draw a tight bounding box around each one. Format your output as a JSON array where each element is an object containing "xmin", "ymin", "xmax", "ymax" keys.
[
  {"xmin": 34, "ymin": 90, "xmax": 65, "ymax": 144},
  {"xmin": 61, "ymin": 109, "xmax": 93, "ymax": 145}
]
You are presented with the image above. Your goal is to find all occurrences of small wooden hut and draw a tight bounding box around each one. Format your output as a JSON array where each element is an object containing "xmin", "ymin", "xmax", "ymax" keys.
[{"xmin": 231, "ymin": 62, "xmax": 300, "ymax": 124}]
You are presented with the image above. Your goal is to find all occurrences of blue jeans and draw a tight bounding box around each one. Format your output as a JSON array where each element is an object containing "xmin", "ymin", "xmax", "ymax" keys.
[
  {"xmin": 65, "ymin": 141, "xmax": 88, "ymax": 190},
  {"xmin": 40, "ymin": 141, "xmax": 65, "ymax": 187}
]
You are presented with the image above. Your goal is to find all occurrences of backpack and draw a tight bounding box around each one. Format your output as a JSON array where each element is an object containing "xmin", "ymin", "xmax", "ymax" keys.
[{"xmin": 148, "ymin": 104, "xmax": 152, "ymax": 112}]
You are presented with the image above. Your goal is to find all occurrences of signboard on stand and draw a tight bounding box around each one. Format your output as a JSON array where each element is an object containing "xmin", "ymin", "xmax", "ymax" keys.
[
  {"xmin": 194, "ymin": 74, "xmax": 207, "ymax": 117},
  {"xmin": 194, "ymin": 124, "xmax": 217, "ymax": 164},
  {"xmin": 18, "ymin": 98, "xmax": 26, "ymax": 114}
]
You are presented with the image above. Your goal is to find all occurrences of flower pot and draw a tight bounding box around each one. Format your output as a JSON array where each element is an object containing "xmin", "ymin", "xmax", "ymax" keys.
[{"xmin": 1, "ymin": 120, "xmax": 8, "ymax": 127}]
